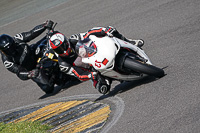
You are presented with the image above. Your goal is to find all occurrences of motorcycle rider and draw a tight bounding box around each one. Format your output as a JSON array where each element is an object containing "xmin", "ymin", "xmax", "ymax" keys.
[
  {"xmin": 0, "ymin": 20, "xmax": 56, "ymax": 94},
  {"xmin": 49, "ymin": 26, "xmax": 144, "ymax": 94}
]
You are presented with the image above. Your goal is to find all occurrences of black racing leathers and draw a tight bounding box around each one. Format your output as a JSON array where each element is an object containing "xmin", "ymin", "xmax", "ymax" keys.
[
  {"xmin": 1, "ymin": 23, "xmax": 56, "ymax": 93},
  {"xmin": 1, "ymin": 24, "xmax": 46, "ymax": 80}
]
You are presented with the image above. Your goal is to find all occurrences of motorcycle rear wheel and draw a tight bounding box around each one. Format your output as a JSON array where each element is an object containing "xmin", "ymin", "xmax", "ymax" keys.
[{"xmin": 123, "ymin": 57, "xmax": 165, "ymax": 78}]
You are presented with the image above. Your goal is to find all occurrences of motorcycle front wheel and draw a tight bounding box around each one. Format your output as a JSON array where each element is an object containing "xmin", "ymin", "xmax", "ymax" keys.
[{"xmin": 123, "ymin": 57, "xmax": 165, "ymax": 78}]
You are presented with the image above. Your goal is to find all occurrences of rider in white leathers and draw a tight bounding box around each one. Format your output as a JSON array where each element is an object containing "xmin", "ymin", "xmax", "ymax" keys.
[{"xmin": 50, "ymin": 26, "xmax": 144, "ymax": 94}]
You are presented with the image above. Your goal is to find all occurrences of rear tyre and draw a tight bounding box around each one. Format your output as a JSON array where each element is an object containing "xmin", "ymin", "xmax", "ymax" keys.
[
  {"xmin": 43, "ymin": 86, "xmax": 54, "ymax": 94},
  {"xmin": 35, "ymin": 82, "xmax": 54, "ymax": 94},
  {"xmin": 124, "ymin": 57, "xmax": 165, "ymax": 78}
]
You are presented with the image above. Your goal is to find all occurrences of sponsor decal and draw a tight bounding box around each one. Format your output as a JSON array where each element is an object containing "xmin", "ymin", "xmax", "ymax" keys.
[
  {"xmin": 4, "ymin": 43, "xmax": 9, "ymax": 48},
  {"xmin": 37, "ymin": 58, "xmax": 41, "ymax": 63},
  {"xmin": 14, "ymin": 33, "xmax": 23, "ymax": 40},
  {"xmin": 4, "ymin": 61, "xmax": 14, "ymax": 68},
  {"xmin": 48, "ymin": 53, "xmax": 54, "ymax": 59},
  {"xmin": 60, "ymin": 65, "xmax": 69, "ymax": 72},
  {"xmin": 102, "ymin": 58, "xmax": 109, "ymax": 65},
  {"xmin": 35, "ymin": 47, "xmax": 40, "ymax": 55}
]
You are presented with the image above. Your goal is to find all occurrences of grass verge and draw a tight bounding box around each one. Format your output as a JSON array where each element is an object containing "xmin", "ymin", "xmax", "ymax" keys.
[{"xmin": 0, "ymin": 121, "xmax": 52, "ymax": 133}]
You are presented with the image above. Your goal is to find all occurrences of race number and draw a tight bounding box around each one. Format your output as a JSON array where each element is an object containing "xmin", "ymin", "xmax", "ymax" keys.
[{"xmin": 95, "ymin": 60, "xmax": 101, "ymax": 68}]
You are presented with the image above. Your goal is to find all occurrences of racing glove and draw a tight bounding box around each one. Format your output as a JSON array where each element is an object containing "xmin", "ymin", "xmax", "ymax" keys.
[
  {"xmin": 105, "ymin": 31, "xmax": 113, "ymax": 37},
  {"xmin": 100, "ymin": 29, "xmax": 113, "ymax": 37},
  {"xmin": 104, "ymin": 26, "xmax": 116, "ymax": 37},
  {"xmin": 28, "ymin": 69, "xmax": 39, "ymax": 78},
  {"xmin": 94, "ymin": 77, "xmax": 111, "ymax": 94},
  {"xmin": 88, "ymin": 72, "xmax": 97, "ymax": 80},
  {"xmin": 44, "ymin": 20, "xmax": 54, "ymax": 30}
]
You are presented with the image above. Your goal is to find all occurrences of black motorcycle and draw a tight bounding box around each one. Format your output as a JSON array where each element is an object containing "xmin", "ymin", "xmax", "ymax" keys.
[{"xmin": 33, "ymin": 23, "xmax": 78, "ymax": 94}]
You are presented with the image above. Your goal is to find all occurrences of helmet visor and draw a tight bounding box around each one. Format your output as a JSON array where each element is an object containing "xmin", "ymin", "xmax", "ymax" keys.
[
  {"xmin": 51, "ymin": 39, "xmax": 69, "ymax": 55},
  {"xmin": 75, "ymin": 38, "xmax": 97, "ymax": 58},
  {"xmin": 2, "ymin": 43, "xmax": 17, "ymax": 56}
]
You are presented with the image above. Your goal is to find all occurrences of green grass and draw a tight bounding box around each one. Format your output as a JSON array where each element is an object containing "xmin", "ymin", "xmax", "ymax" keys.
[{"xmin": 0, "ymin": 121, "xmax": 52, "ymax": 133}]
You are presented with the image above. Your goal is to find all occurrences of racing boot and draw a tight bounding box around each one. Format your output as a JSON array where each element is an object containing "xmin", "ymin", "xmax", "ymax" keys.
[
  {"xmin": 110, "ymin": 29, "xmax": 144, "ymax": 48},
  {"xmin": 98, "ymin": 84, "xmax": 110, "ymax": 94},
  {"xmin": 94, "ymin": 76, "xmax": 111, "ymax": 94},
  {"xmin": 96, "ymin": 81, "xmax": 111, "ymax": 95},
  {"xmin": 125, "ymin": 38, "xmax": 144, "ymax": 48}
]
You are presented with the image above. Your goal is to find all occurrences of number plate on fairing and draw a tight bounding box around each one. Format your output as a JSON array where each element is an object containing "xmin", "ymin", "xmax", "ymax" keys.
[{"xmin": 82, "ymin": 36, "xmax": 118, "ymax": 70}]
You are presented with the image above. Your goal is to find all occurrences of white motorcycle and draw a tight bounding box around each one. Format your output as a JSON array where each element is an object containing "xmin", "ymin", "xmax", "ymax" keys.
[{"xmin": 75, "ymin": 35, "xmax": 165, "ymax": 93}]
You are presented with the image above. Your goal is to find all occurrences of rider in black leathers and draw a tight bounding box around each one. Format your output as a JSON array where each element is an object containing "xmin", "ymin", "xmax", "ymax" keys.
[
  {"xmin": 0, "ymin": 20, "xmax": 55, "ymax": 94},
  {"xmin": 49, "ymin": 26, "xmax": 144, "ymax": 94}
]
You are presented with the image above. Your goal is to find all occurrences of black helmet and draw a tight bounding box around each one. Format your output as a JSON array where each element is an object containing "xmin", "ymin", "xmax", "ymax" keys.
[{"xmin": 0, "ymin": 34, "xmax": 16, "ymax": 55}]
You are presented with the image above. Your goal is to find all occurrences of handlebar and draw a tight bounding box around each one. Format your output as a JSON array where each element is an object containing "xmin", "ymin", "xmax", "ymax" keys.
[
  {"xmin": 45, "ymin": 22, "xmax": 57, "ymax": 51},
  {"xmin": 37, "ymin": 22, "xmax": 58, "ymax": 66}
]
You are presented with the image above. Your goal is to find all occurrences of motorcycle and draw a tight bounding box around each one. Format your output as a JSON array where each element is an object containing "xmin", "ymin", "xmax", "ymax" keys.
[
  {"xmin": 33, "ymin": 23, "xmax": 77, "ymax": 94},
  {"xmin": 75, "ymin": 35, "xmax": 165, "ymax": 94}
]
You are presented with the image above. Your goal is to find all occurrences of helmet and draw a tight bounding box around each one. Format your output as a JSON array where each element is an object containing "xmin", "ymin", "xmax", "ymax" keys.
[
  {"xmin": 0, "ymin": 34, "xmax": 16, "ymax": 55},
  {"xmin": 49, "ymin": 33, "xmax": 72, "ymax": 57},
  {"xmin": 75, "ymin": 38, "xmax": 97, "ymax": 58}
]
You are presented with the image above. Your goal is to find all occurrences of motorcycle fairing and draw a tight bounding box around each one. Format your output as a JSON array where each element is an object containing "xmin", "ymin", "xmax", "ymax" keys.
[
  {"xmin": 113, "ymin": 37, "xmax": 152, "ymax": 65},
  {"xmin": 82, "ymin": 35, "xmax": 119, "ymax": 70},
  {"xmin": 81, "ymin": 35, "xmax": 153, "ymax": 80}
]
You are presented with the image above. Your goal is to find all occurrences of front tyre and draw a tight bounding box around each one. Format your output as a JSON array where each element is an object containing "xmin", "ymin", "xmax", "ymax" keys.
[{"xmin": 124, "ymin": 57, "xmax": 165, "ymax": 78}]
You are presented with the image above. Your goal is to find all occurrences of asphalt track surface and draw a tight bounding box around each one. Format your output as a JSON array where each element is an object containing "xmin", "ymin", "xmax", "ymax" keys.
[{"xmin": 0, "ymin": 0, "xmax": 200, "ymax": 133}]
